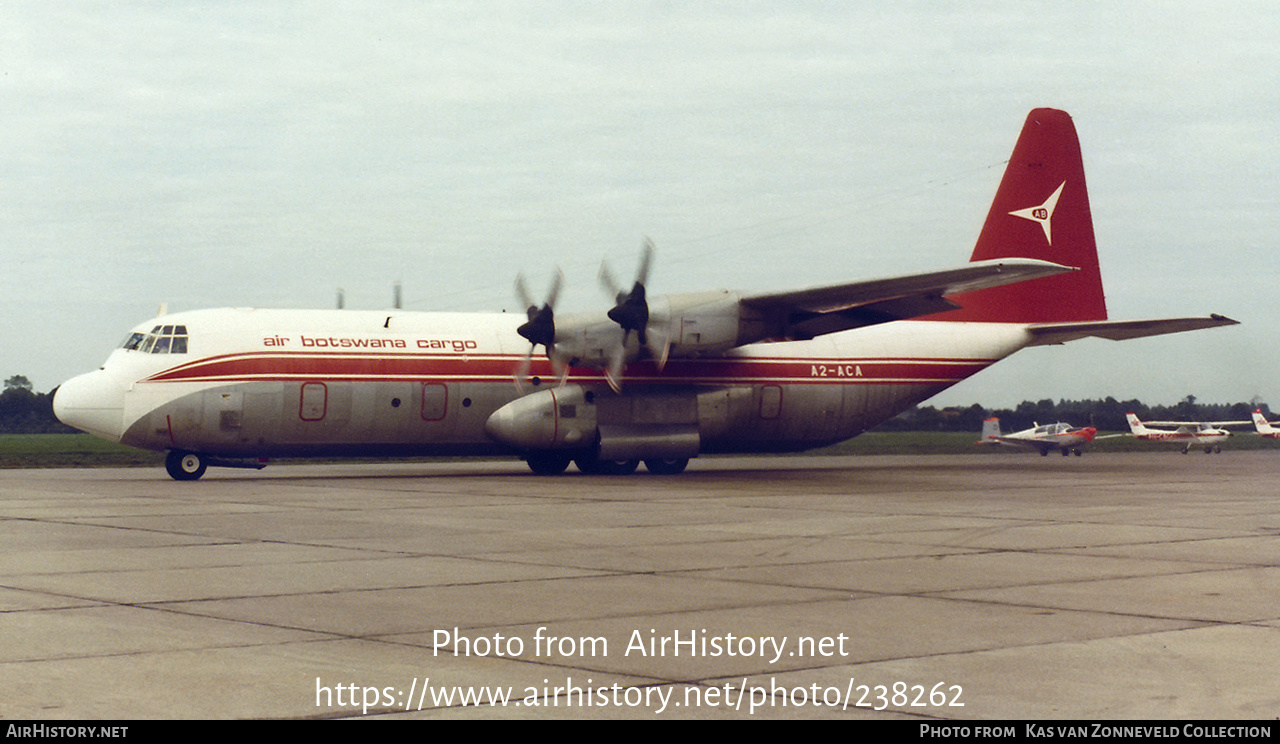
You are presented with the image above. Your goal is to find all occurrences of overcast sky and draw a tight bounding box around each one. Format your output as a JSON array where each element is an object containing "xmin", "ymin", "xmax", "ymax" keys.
[{"xmin": 3, "ymin": 2, "xmax": 1277, "ymax": 410}]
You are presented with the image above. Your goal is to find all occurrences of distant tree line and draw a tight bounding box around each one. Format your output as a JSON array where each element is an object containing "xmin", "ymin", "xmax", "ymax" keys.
[
  {"xmin": 1, "ymin": 374, "xmax": 1270, "ymax": 436},
  {"xmin": 880, "ymin": 396, "xmax": 1272, "ymax": 433},
  {"xmin": 1, "ymin": 377, "xmax": 76, "ymax": 434}
]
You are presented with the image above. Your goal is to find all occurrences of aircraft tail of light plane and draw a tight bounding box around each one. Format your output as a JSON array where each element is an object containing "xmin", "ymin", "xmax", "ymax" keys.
[
  {"xmin": 1252, "ymin": 409, "xmax": 1280, "ymax": 439},
  {"xmin": 1125, "ymin": 413, "xmax": 1246, "ymax": 454},
  {"xmin": 53, "ymin": 109, "xmax": 1238, "ymax": 479},
  {"xmin": 978, "ymin": 417, "xmax": 1098, "ymax": 457}
]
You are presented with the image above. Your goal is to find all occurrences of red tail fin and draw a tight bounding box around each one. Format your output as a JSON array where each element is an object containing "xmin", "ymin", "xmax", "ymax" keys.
[{"xmin": 942, "ymin": 109, "xmax": 1107, "ymax": 323}]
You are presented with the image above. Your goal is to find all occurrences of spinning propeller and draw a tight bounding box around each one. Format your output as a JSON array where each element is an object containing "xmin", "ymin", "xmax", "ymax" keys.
[
  {"xmin": 511, "ymin": 240, "xmax": 673, "ymax": 393},
  {"xmin": 598, "ymin": 238, "xmax": 672, "ymax": 391},
  {"xmin": 513, "ymin": 269, "xmax": 567, "ymax": 390}
]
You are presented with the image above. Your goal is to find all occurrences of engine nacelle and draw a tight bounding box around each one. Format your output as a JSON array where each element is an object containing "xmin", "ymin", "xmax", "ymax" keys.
[
  {"xmin": 549, "ymin": 291, "xmax": 767, "ymax": 371},
  {"xmin": 663, "ymin": 291, "xmax": 761, "ymax": 357},
  {"xmin": 484, "ymin": 385, "xmax": 597, "ymax": 451},
  {"xmin": 484, "ymin": 384, "xmax": 703, "ymax": 459}
]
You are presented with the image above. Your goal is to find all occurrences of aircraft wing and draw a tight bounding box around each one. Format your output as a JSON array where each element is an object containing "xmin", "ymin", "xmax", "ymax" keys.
[
  {"xmin": 1141, "ymin": 420, "xmax": 1252, "ymax": 428},
  {"xmin": 740, "ymin": 258, "xmax": 1076, "ymax": 338},
  {"xmin": 1025, "ymin": 316, "xmax": 1238, "ymax": 346}
]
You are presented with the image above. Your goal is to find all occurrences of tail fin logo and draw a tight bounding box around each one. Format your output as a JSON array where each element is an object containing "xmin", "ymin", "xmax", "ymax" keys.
[{"xmin": 1008, "ymin": 181, "xmax": 1066, "ymax": 245}]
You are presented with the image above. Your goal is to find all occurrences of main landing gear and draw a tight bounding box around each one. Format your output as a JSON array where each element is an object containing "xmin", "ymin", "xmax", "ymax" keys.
[
  {"xmin": 523, "ymin": 452, "xmax": 690, "ymax": 476},
  {"xmin": 1182, "ymin": 445, "xmax": 1223, "ymax": 454},
  {"xmin": 165, "ymin": 450, "xmax": 208, "ymax": 481}
]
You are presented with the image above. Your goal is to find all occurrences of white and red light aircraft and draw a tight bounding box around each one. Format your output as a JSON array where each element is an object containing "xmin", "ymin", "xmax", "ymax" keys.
[
  {"xmin": 978, "ymin": 418, "xmax": 1098, "ymax": 457},
  {"xmin": 1251, "ymin": 410, "xmax": 1280, "ymax": 439},
  {"xmin": 54, "ymin": 109, "xmax": 1237, "ymax": 479},
  {"xmin": 1124, "ymin": 413, "xmax": 1244, "ymax": 454}
]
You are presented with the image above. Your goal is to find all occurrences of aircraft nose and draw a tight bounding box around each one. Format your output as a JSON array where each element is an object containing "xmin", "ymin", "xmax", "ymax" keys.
[{"xmin": 53, "ymin": 370, "xmax": 126, "ymax": 442}]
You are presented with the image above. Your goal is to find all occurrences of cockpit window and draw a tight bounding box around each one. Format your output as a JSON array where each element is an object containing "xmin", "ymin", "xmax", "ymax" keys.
[{"xmin": 123, "ymin": 325, "xmax": 189, "ymax": 354}]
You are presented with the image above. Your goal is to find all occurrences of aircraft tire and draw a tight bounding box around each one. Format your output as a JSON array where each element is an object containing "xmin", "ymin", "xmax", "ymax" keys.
[
  {"xmin": 644, "ymin": 457, "xmax": 689, "ymax": 475},
  {"xmin": 166, "ymin": 450, "xmax": 208, "ymax": 481},
  {"xmin": 525, "ymin": 452, "xmax": 571, "ymax": 475}
]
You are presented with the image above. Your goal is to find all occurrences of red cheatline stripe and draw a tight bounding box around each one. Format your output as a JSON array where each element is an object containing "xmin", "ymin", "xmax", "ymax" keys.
[{"xmin": 142, "ymin": 351, "xmax": 996, "ymax": 385}]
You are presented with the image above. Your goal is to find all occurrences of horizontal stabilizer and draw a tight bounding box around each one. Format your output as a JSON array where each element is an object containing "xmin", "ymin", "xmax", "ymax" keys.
[{"xmin": 1025, "ymin": 315, "xmax": 1238, "ymax": 346}]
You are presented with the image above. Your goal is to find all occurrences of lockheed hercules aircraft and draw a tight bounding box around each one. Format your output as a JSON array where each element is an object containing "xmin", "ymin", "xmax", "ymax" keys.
[{"xmin": 54, "ymin": 109, "xmax": 1237, "ymax": 479}]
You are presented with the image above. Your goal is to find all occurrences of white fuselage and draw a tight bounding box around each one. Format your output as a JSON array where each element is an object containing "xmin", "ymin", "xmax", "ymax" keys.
[
  {"xmin": 985, "ymin": 422, "xmax": 1097, "ymax": 453},
  {"xmin": 54, "ymin": 307, "xmax": 1034, "ymax": 460},
  {"xmin": 1133, "ymin": 425, "xmax": 1231, "ymax": 452}
]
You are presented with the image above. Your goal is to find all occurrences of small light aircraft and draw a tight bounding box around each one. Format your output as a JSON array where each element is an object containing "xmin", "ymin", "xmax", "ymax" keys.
[
  {"xmin": 1251, "ymin": 409, "xmax": 1280, "ymax": 439},
  {"xmin": 1124, "ymin": 413, "xmax": 1245, "ymax": 454},
  {"xmin": 978, "ymin": 418, "xmax": 1098, "ymax": 457},
  {"xmin": 54, "ymin": 109, "xmax": 1237, "ymax": 479}
]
